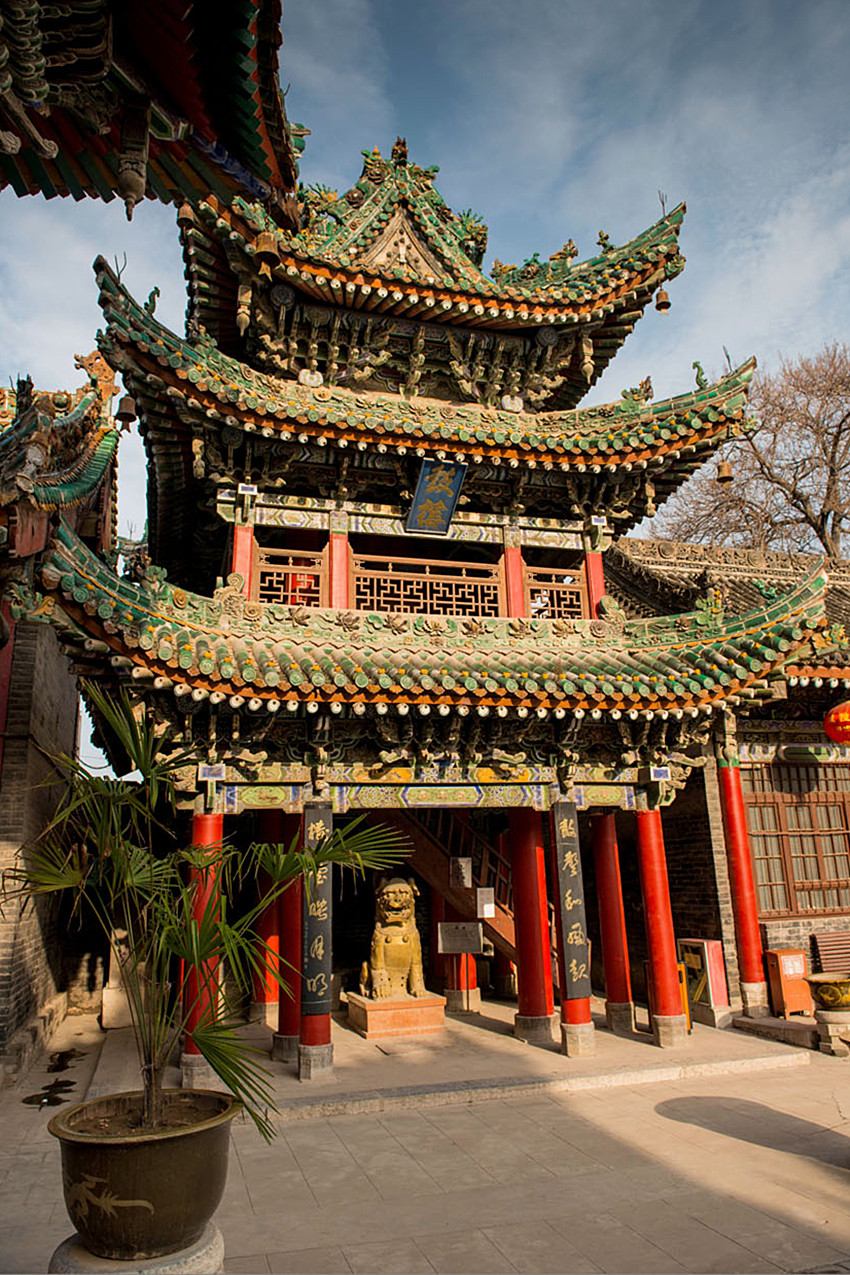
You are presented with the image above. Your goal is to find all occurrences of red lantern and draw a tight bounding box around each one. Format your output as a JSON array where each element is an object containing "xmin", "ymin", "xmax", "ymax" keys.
[{"xmin": 824, "ymin": 701, "xmax": 850, "ymax": 743}]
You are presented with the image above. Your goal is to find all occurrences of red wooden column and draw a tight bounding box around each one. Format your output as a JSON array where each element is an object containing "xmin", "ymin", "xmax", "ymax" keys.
[
  {"xmin": 592, "ymin": 812, "xmax": 634, "ymax": 1034},
  {"xmin": 231, "ymin": 524, "xmax": 254, "ymax": 594},
  {"xmin": 584, "ymin": 550, "xmax": 606, "ymax": 618},
  {"xmin": 550, "ymin": 804, "xmax": 594, "ymax": 1056},
  {"xmin": 718, "ymin": 759, "xmax": 769, "ymax": 1016},
  {"xmin": 250, "ymin": 808, "xmax": 285, "ymax": 1023},
  {"xmin": 635, "ymin": 809, "xmax": 687, "ymax": 1047},
  {"xmin": 507, "ymin": 808, "xmax": 555, "ymax": 1043},
  {"xmin": 443, "ymin": 904, "xmax": 481, "ymax": 1013},
  {"xmin": 299, "ymin": 804, "xmax": 334, "ymax": 1079},
  {"xmin": 270, "ymin": 811, "xmax": 304, "ymax": 1061},
  {"xmin": 182, "ymin": 811, "xmax": 223, "ymax": 1075},
  {"xmin": 503, "ymin": 529, "xmax": 526, "ymax": 619},
  {"xmin": 328, "ymin": 524, "xmax": 350, "ymax": 609}
]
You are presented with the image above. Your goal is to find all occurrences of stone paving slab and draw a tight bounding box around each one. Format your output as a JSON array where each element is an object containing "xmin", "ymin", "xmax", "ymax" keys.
[{"xmin": 2, "ymin": 1006, "xmax": 850, "ymax": 1274}]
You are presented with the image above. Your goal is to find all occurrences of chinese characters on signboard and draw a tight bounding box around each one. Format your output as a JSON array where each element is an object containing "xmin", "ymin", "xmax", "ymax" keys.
[
  {"xmin": 552, "ymin": 801, "xmax": 592, "ymax": 1001},
  {"xmin": 437, "ymin": 922, "xmax": 484, "ymax": 955},
  {"xmin": 449, "ymin": 856, "xmax": 473, "ymax": 889},
  {"xmin": 301, "ymin": 803, "xmax": 333, "ymax": 1016},
  {"xmin": 405, "ymin": 459, "xmax": 467, "ymax": 536}
]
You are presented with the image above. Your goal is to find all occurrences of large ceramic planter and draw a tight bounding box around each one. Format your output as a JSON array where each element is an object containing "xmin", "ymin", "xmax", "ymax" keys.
[
  {"xmin": 804, "ymin": 973, "xmax": 850, "ymax": 1011},
  {"xmin": 48, "ymin": 1089, "xmax": 240, "ymax": 1261}
]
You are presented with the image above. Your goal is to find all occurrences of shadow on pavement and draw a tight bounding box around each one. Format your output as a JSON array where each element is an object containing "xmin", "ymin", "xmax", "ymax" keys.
[{"xmin": 655, "ymin": 1095, "xmax": 850, "ymax": 1171}]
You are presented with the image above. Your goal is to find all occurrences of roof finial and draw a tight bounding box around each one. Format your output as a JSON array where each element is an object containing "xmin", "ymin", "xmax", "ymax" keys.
[{"xmin": 392, "ymin": 136, "xmax": 408, "ymax": 165}]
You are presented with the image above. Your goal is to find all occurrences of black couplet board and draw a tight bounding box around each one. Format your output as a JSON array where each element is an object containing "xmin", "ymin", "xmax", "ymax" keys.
[
  {"xmin": 551, "ymin": 801, "xmax": 593, "ymax": 1001},
  {"xmin": 301, "ymin": 803, "xmax": 333, "ymax": 1016}
]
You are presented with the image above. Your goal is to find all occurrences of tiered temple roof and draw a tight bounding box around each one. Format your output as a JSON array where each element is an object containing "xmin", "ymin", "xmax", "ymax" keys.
[
  {"xmin": 0, "ymin": 0, "xmax": 300, "ymax": 224},
  {"xmin": 0, "ymin": 358, "xmax": 118, "ymax": 559},
  {"xmin": 16, "ymin": 520, "xmax": 827, "ymax": 721},
  {"xmin": 94, "ymin": 255, "xmax": 755, "ymax": 580},
  {"xmin": 608, "ymin": 538, "xmax": 850, "ymax": 680},
  {"xmin": 182, "ymin": 144, "xmax": 685, "ymax": 396}
]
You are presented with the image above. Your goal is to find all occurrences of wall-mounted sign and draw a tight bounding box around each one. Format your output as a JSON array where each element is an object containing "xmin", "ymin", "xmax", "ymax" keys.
[
  {"xmin": 438, "ymin": 922, "xmax": 483, "ymax": 955},
  {"xmin": 825, "ymin": 702, "xmax": 850, "ymax": 744},
  {"xmin": 449, "ymin": 857, "xmax": 473, "ymax": 889},
  {"xmin": 476, "ymin": 888, "xmax": 495, "ymax": 919},
  {"xmin": 551, "ymin": 800, "xmax": 592, "ymax": 1001},
  {"xmin": 301, "ymin": 803, "xmax": 333, "ymax": 1016},
  {"xmin": 405, "ymin": 459, "xmax": 467, "ymax": 536}
]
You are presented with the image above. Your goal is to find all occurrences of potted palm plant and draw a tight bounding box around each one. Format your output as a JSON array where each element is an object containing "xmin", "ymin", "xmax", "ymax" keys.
[{"xmin": 5, "ymin": 683, "xmax": 408, "ymax": 1262}]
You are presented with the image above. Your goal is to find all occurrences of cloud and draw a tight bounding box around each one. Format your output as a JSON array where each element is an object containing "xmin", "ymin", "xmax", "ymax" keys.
[{"xmin": 282, "ymin": 0, "xmax": 394, "ymax": 191}]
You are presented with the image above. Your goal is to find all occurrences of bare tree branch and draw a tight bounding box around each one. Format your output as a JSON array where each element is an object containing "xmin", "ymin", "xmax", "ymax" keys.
[{"xmin": 649, "ymin": 343, "xmax": 850, "ymax": 558}]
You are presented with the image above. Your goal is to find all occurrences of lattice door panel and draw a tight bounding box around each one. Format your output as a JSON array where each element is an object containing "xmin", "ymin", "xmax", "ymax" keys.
[
  {"xmin": 524, "ymin": 566, "xmax": 587, "ymax": 619},
  {"xmin": 253, "ymin": 546, "xmax": 327, "ymax": 607},
  {"xmin": 352, "ymin": 553, "xmax": 504, "ymax": 617}
]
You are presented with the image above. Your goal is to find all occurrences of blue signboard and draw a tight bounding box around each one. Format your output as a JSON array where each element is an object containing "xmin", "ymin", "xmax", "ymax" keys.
[{"xmin": 405, "ymin": 459, "xmax": 467, "ymax": 536}]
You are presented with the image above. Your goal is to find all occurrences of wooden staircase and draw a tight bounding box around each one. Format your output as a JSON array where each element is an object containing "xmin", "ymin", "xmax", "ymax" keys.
[{"xmin": 375, "ymin": 808, "xmax": 517, "ymax": 960}]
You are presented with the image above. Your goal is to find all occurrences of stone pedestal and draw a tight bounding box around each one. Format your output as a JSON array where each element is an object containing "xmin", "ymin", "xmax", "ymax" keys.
[
  {"xmin": 815, "ymin": 1009, "xmax": 850, "ymax": 1057},
  {"xmin": 561, "ymin": 1021, "xmax": 595, "ymax": 1057},
  {"xmin": 651, "ymin": 1013, "xmax": 688, "ymax": 1048},
  {"xmin": 180, "ymin": 1052, "xmax": 217, "ymax": 1090},
  {"xmin": 514, "ymin": 1012, "xmax": 556, "ymax": 1046},
  {"xmin": 298, "ymin": 1042, "xmax": 334, "ymax": 1079},
  {"xmin": 605, "ymin": 1001, "xmax": 635, "ymax": 1035},
  {"xmin": 740, "ymin": 980, "xmax": 771, "ymax": 1018},
  {"xmin": 271, "ymin": 1032, "xmax": 299, "ymax": 1062},
  {"xmin": 445, "ymin": 987, "xmax": 481, "ymax": 1014},
  {"xmin": 49, "ymin": 1225, "xmax": 223, "ymax": 1274},
  {"xmin": 347, "ymin": 991, "xmax": 446, "ymax": 1040}
]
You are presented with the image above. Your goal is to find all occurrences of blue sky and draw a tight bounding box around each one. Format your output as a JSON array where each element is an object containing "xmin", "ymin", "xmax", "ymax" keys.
[{"xmin": 1, "ymin": 0, "xmax": 849, "ymax": 544}]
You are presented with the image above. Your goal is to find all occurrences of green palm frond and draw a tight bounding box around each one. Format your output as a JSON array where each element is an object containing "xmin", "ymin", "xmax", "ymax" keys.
[{"xmin": 3, "ymin": 683, "xmax": 412, "ymax": 1139}]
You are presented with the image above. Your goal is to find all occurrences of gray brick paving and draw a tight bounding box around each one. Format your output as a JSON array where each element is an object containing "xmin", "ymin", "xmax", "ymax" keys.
[{"xmin": 3, "ymin": 1011, "xmax": 850, "ymax": 1273}]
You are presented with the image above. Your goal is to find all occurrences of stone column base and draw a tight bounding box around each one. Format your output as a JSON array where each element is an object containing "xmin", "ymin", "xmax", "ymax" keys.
[
  {"xmin": 651, "ymin": 1013, "xmax": 688, "ymax": 1048},
  {"xmin": 561, "ymin": 1020, "xmax": 595, "ymax": 1057},
  {"xmin": 271, "ymin": 1032, "xmax": 299, "ymax": 1062},
  {"xmin": 445, "ymin": 987, "xmax": 482, "ymax": 1013},
  {"xmin": 298, "ymin": 1042, "xmax": 333, "ymax": 1079},
  {"xmin": 605, "ymin": 1001, "xmax": 635, "ymax": 1035},
  {"xmin": 514, "ymin": 1012, "xmax": 556, "ymax": 1045},
  {"xmin": 740, "ymin": 980, "xmax": 770, "ymax": 1018},
  {"xmin": 49, "ymin": 1224, "xmax": 224, "ymax": 1273},
  {"xmin": 815, "ymin": 1009, "xmax": 850, "ymax": 1057},
  {"xmin": 180, "ymin": 1052, "xmax": 217, "ymax": 1090}
]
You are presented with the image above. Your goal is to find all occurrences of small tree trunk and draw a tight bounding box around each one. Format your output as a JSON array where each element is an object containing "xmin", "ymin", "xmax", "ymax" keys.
[{"xmin": 141, "ymin": 1063, "xmax": 163, "ymax": 1129}]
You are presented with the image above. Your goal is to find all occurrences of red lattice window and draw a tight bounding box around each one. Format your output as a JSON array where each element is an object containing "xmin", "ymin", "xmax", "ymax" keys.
[
  {"xmin": 524, "ymin": 566, "xmax": 587, "ymax": 619},
  {"xmin": 253, "ymin": 547, "xmax": 327, "ymax": 607},
  {"xmin": 351, "ymin": 553, "xmax": 504, "ymax": 617},
  {"xmin": 741, "ymin": 764, "xmax": 850, "ymax": 916}
]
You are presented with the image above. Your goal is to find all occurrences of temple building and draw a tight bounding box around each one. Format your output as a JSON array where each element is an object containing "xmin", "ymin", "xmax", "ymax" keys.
[{"xmin": 2, "ymin": 18, "xmax": 850, "ymax": 1077}]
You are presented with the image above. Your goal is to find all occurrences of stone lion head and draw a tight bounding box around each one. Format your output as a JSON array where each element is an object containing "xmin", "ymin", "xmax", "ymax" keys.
[{"xmin": 375, "ymin": 876, "xmax": 418, "ymax": 926}]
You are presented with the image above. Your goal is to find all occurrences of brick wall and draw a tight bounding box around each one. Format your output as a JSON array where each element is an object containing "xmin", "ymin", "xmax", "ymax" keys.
[
  {"xmin": 760, "ymin": 916, "xmax": 850, "ymax": 974},
  {"xmin": 0, "ymin": 621, "xmax": 88, "ymax": 1070}
]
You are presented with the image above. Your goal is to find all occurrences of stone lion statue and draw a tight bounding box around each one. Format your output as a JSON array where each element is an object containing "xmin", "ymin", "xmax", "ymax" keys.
[{"xmin": 359, "ymin": 877, "xmax": 428, "ymax": 1000}]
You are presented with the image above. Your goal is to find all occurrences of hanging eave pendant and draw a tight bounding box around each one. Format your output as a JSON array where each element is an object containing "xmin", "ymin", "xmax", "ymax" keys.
[{"xmin": 405, "ymin": 459, "xmax": 468, "ymax": 536}]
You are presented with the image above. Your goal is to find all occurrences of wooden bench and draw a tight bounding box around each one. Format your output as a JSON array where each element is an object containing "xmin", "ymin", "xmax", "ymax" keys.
[{"xmin": 812, "ymin": 931, "xmax": 850, "ymax": 973}]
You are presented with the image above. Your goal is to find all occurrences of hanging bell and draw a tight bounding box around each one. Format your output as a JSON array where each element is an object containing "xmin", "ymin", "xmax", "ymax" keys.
[
  {"xmin": 655, "ymin": 288, "xmax": 671, "ymax": 313},
  {"xmin": 115, "ymin": 395, "xmax": 137, "ymax": 426},
  {"xmin": 716, "ymin": 460, "xmax": 733, "ymax": 484},
  {"xmin": 255, "ymin": 231, "xmax": 280, "ymax": 267},
  {"xmin": 176, "ymin": 200, "xmax": 194, "ymax": 229}
]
